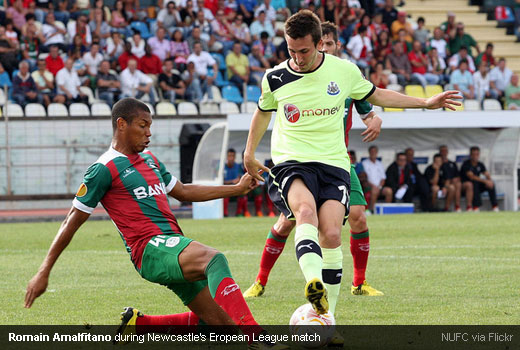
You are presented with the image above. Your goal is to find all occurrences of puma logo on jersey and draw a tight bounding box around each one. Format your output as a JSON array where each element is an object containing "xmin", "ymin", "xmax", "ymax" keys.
[
  {"xmin": 271, "ymin": 73, "xmax": 283, "ymax": 82},
  {"xmin": 221, "ymin": 283, "xmax": 240, "ymax": 296},
  {"xmin": 297, "ymin": 242, "xmax": 314, "ymax": 251},
  {"xmin": 133, "ymin": 183, "xmax": 167, "ymax": 199}
]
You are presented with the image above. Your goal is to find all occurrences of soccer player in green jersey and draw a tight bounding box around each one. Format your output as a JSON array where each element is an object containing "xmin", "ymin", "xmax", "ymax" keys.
[
  {"xmin": 244, "ymin": 10, "xmax": 461, "ymax": 317},
  {"xmin": 243, "ymin": 22, "xmax": 384, "ymax": 308},
  {"xmin": 24, "ymin": 98, "xmax": 287, "ymax": 350}
]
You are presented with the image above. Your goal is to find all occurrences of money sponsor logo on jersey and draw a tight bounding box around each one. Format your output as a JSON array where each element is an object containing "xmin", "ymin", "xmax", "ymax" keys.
[
  {"xmin": 327, "ymin": 81, "xmax": 340, "ymax": 95},
  {"xmin": 283, "ymin": 103, "xmax": 300, "ymax": 123},
  {"xmin": 76, "ymin": 183, "xmax": 88, "ymax": 197},
  {"xmin": 133, "ymin": 182, "xmax": 167, "ymax": 199},
  {"xmin": 301, "ymin": 104, "xmax": 342, "ymax": 117}
]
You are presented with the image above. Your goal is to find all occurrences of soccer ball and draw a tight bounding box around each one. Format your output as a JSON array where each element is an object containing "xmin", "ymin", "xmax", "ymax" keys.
[{"xmin": 289, "ymin": 303, "xmax": 335, "ymax": 348}]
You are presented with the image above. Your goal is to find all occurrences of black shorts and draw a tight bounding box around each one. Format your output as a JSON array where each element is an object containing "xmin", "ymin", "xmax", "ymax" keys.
[{"xmin": 267, "ymin": 161, "xmax": 351, "ymax": 225}]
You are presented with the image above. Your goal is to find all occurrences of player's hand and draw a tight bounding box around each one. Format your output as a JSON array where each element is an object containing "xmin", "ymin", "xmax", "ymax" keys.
[
  {"xmin": 425, "ymin": 90, "xmax": 462, "ymax": 111},
  {"xmin": 361, "ymin": 115, "xmax": 382, "ymax": 142},
  {"xmin": 24, "ymin": 273, "xmax": 49, "ymax": 308},
  {"xmin": 244, "ymin": 154, "xmax": 270, "ymax": 182},
  {"xmin": 236, "ymin": 173, "xmax": 259, "ymax": 195}
]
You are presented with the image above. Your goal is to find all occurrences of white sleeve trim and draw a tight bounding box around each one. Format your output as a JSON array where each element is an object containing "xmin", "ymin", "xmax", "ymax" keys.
[
  {"xmin": 165, "ymin": 176, "xmax": 178, "ymax": 193},
  {"xmin": 358, "ymin": 106, "xmax": 374, "ymax": 120},
  {"xmin": 72, "ymin": 198, "xmax": 95, "ymax": 214}
]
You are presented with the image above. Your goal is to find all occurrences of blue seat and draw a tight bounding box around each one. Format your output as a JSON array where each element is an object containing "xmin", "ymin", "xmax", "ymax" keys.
[
  {"xmin": 211, "ymin": 52, "xmax": 226, "ymax": 71},
  {"xmin": 11, "ymin": 69, "xmax": 19, "ymax": 79},
  {"xmin": 215, "ymin": 70, "xmax": 230, "ymax": 87},
  {"xmin": 246, "ymin": 85, "xmax": 261, "ymax": 102},
  {"xmin": 222, "ymin": 85, "xmax": 243, "ymax": 104},
  {"xmin": 130, "ymin": 21, "xmax": 152, "ymax": 39}
]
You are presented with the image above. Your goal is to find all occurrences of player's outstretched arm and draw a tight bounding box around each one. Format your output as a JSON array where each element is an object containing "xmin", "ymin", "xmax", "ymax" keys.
[
  {"xmin": 244, "ymin": 108, "xmax": 272, "ymax": 181},
  {"xmin": 168, "ymin": 174, "xmax": 258, "ymax": 202},
  {"xmin": 367, "ymin": 88, "xmax": 462, "ymax": 110},
  {"xmin": 24, "ymin": 207, "xmax": 90, "ymax": 308}
]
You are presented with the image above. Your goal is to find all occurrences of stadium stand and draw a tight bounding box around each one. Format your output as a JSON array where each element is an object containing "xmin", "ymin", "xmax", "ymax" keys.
[
  {"xmin": 199, "ymin": 102, "xmax": 220, "ymax": 115},
  {"xmin": 24, "ymin": 103, "xmax": 46, "ymax": 117},
  {"xmin": 219, "ymin": 101, "xmax": 240, "ymax": 114},
  {"xmin": 463, "ymin": 99, "xmax": 481, "ymax": 110},
  {"xmin": 3, "ymin": 104, "xmax": 24, "ymax": 117},
  {"xmin": 156, "ymin": 102, "xmax": 177, "ymax": 116},
  {"xmin": 47, "ymin": 103, "xmax": 69, "ymax": 117},
  {"xmin": 91, "ymin": 103, "xmax": 112, "ymax": 117},
  {"xmin": 178, "ymin": 101, "xmax": 199, "ymax": 115},
  {"xmin": 69, "ymin": 103, "xmax": 91, "ymax": 117}
]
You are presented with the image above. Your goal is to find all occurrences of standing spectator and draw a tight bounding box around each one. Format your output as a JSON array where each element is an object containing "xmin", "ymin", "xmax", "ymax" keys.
[
  {"xmin": 377, "ymin": 0, "xmax": 397, "ymax": 30},
  {"xmin": 390, "ymin": 11, "xmax": 413, "ymax": 42},
  {"xmin": 117, "ymin": 41, "xmax": 138, "ymax": 71},
  {"xmin": 170, "ymin": 29, "xmax": 190, "ymax": 68},
  {"xmin": 425, "ymin": 154, "xmax": 455, "ymax": 211},
  {"xmin": 427, "ymin": 47, "xmax": 448, "ymax": 85},
  {"xmin": 41, "ymin": 11, "xmax": 67, "ymax": 52},
  {"xmin": 67, "ymin": 14, "xmax": 92, "ymax": 46},
  {"xmin": 96, "ymin": 60, "xmax": 121, "ymax": 107},
  {"xmin": 45, "ymin": 45, "xmax": 65, "ymax": 76},
  {"xmin": 413, "ymin": 17, "xmax": 429, "ymax": 47},
  {"xmin": 89, "ymin": 8, "xmax": 111, "ymax": 49},
  {"xmin": 373, "ymin": 30, "xmax": 392, "ymax": 62},
  {"xmin": 346, "ymin": 25, "xmax": 372, "ymax": 70},
  {"xmin": 250, "ymin": 11, "xmax": 275, "ymax": 41},
  {"xmin": 461, "ymin": 146, "xmax": 498, "ymax": 212},
  {"xmin": 449, "ymin": 22, "xmax": 479, "ymax": 57},
  {"xmin": 56, "ymin": 58, "xmax": 88, "ymax": 105},
  {"xmin": 12, "ymin": 61, "xmax": 43, "ymax": 107},
  {"xmin": 448, "ymin": 46, "xmax": 476, "ymax": 73},
  {"xmin": 362, "ymin": 145, "xmax": 393, "ymax": 213},
  {"xmin": 450, "ymin": 60, "xmax": 475, "ymax": 99},
  {"xmin": 505, "ymin": 74, "xmax": 520, "ymax": 110},
  {"xmin": 475, "ymin": 43, "xmax": 495, "ymax": 68},
  {"xmin": 439, "ymin": 145, "xmax": 461, "ymax": 212},
  {"xmin": 440, "ymin": 11, "xmax": 456, "ymax": 41},
  {"xmin": 158, "ymin": 58, "xmax": 186, "ymax": 104},
  {"xmin": 226, "ymin": 41, "xmax": 253, "ymax": 89},
  {"xmin": 128, "ymin": 31, "xmax": 146, "ymax": 58},
  {"xmin": 248, "ymin": 44, "xmax": 270, "ymax": 85},
  {"xmin": 148, "ymin": 27, "xmax": 171, "ymax": 62},
  {"xmin": 157, "ymin": 1, "xmax": 182, "ymax": 35},
  {"xmin": 119, "ymin": 58, "xmax": 156, "ymax": 105},
  {"xmin": 186, "ymin": 41, "xmax": 217, "ymax": 100},
  {"xmin": 370, "ymin": 61, "xmax": 388, "ymax": 88},
  {"xmin": 428, "ymin": 27, "xmax": 449, "ymax": 59},
  {"xmin": 254, "ymin": 31, "xmax": 278, "ymax": 66},
  {"xmin": 386, "ymin": 41, "xmax": 412, "ymax": 86},
  {"xmin": 237, "ymin": 0, "xmax": 256, "ymax": 25},
  {"xmin": 489, "ymin": 58, "xmax": 513, "ymax": 99},
  {"xmin": 32, "ymin": 58, "xmax": 62, "ymax": 106},
  {"xmin": 408, "ymin": 40, "xmax": 439, "ymax": 87},
  {"xmin": 138, "ymin": 44, "xmax": 163, "ymax": 75},
  {"xmin": 106, "ymin": 31, "xmax": 125, "ymax": 64},
  {"xmin": 473, "ymin": 62, "xmax": 493, "ymax": 102},
  {"xmin": 83, "ymin": 42, "xmax": 104, "ymax": 77}
]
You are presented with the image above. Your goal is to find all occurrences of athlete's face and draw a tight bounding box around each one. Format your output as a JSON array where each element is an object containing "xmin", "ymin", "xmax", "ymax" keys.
[
  {"xmin": 320, "ymin": 33, "xmax": 339, "ymax": 56},
  {"xmin": 123, "ymin": 111, "xmax": 152, "ymax": 153},
  {"xmin": 286, "ymin": 34, "xmax": 322, "ymax": 72}
]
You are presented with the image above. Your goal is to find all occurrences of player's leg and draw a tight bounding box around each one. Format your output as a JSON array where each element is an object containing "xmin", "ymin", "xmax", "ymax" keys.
[
  {"xmin": 382, "ymin": 186, "xmax": 393, "ymax": 203},
  {"xmin": 453, "ymin": 177, "xmax": 462, "ymax": 212},
  {"xmin": 431, "ymin": 185, "xmax": 440, "ymax": 208},
  {"xmin": 368, "ymin": 186, "xmax": 380, "ymax": 212},
  {"xmin": 445, "ymin": 184, "xmax": 455, "ymax": 211},
  {"xmin": 462, "ymin": 181, "xmax": 473, "ymax": 211},
  {"xmin": 471, "ymin": 181, "xmax": 482, "ymax": 210},
  {"xmin": 252, "ymin": 186, "xmax": 264, "ymax": 216},
  {"xmin": 243, "ymin": 213, "xmax": 295, "ymax": 298}
]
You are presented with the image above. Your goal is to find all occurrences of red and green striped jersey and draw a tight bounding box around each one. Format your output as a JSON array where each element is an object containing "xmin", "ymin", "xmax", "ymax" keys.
[
  {"xmin": 343, "ymin": 97, "xmax": 374, "ymax": 148},
  {"xmin": 73, "ymin": 147, "xmax": 182, "ymax": 269}
]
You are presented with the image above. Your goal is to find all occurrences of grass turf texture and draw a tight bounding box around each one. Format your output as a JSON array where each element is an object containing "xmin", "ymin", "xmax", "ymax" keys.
[{"xmin": 2, "ymin": 213, "xmax": 519, "ymax": 325}]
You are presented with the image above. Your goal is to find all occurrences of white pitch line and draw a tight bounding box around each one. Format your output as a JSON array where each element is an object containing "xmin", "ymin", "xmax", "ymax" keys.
[
  {"xmin": 370, "ymin": 245, "xmax": 520, "ymax": 250},
  {"xmin": 370, "ymin": 255, "xmax": 520, "ymax": 262}
]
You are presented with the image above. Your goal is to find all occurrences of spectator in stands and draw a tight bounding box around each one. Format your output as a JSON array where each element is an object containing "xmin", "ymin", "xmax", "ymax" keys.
[
  {"xmin": 139, "ymin": 44, "xmax": 163, "ymax": 75},
  {"xmin": 237, "ymin": 0, "xmax": 256, "ymax": 25},
  {"xmin": 21, "ymin": 14, "xmax": 43, "ymax": 41},
  {"xmin": 390, "ymin": 11, "xmax": 413, "ymax": 42},
  {"xmin": 191, "ymin": 11, "xmax": 216, "ymax": 50},
  {"xmin": 370, "ymin": 61, "xmax": 389, "ymax": 89},
  {"xmin": 270, "ymin": 0, "xmax": 291, "ymax": 21},
  {"xmin": 373, "ymin": 30, "xmax": 392, "ymax": 62},
  {"xmin": 395, "ymin": 28, "xmax": 412, "ymax": 55},
  {"xmin": 157, "ymin": 1, "xmax": 182, "ymax": 35},
  {"xmin": 450, "ymin": 59, "xmax": 475, "ymax": 99},
  {"xmin": 20, "ymin": 23, "xmax": 42, "ymax": 71},
  {"xmin": 362, "ymin": 145, "xmax": 393, "ymax": 213},
  {"xmin": 425, "ymin": 154, "xmax": 455, "ymax": 211},
  {"xmin": 372, "ymin": 12, "xmax": 388, "ymax": 36},
  {"xmin": 449, "ymin": 22, "xmax": 479, "ymax": 57},
  {"xmin": 35, "ymin": 0, "xmax": 69, "ymax": 25},
  {"xmin": 355, "ymin": 14, "xmax": 377, "ymax": 43},
  {"xmin": 254, "ymin": 31, "xmax": 278, "ymax": 66},
  {"xmin": 461, "ymin": 146, "xmax": 498, "ymax": 212},
  {"xmin": 440, "ymin": 11, "xmax": 456, "ymax": 41},
  {"xmin": 6, "ymin": 0, "xmax": 27, "ymax": 32},
  {"xmin": 505, "ymin": 74, "xmax": 520, "ymax": 110},
  {"xmin": 489, "ymin": 58, "xmax": 513, "ymax": 99},
  {"xmin": 111, "ymin": 0, "xmax": 130, "ymax": 36},
  {"xmin": 475, "ymin": 43, "xmax": 495, "ymax": 68},
  {"xmin": 439, "ymin": 145, "xmax": 461, "ymax": 212},
  {"xmin": 187, "ymin": 26, "xmax": 210, "ymax": 52},
  {"xmin": 89, "ymin": 7, "xmax": 110, "ymax": 49},
  {"xmin": 41, "ymin": 11, "xmax": 67, "ymax": 52},
  {"xmin": 473, "ymin": 61, "xmax": 493, "ymax": 103},
  {"xmin": 180, "ymin": 0, "xmax": 197, "ymax": 25},
  {"xmin": 120, "ymin": 58, "xmax": 156, "ymax": 104},
  {"xmin": 106, "ymin": 31, "xmax": 125, "ymax": 65},
  {"xmin": 250, "ymin": 11, "xmax": 275, "ymax": 41},
  {"xmin": 386, "ymin": 41, "xmax": 412, "ymax": 86},
  {"xmin": 404, "ymin": 147, "xmax": 431, "ymax": 211},
  {"xmin": 170, "ymin": 29, "xmax": 190, "ymax": 68},
  {"xmin": 255, "ymin": 0, "xmax": 277, "ymax": 26},
  {"xmin": 67, "ymin": 14, "xmax": 92, "ymax": 46},
  {"xmin": 319, "ymin": 0, "xmax": 339, "ymax": 27},
  {"xmin": 83, "ymin": 42, "xmax": 104, "ymax": 77},
  {"xmin": 118, "ymin": 41, "xmax": 138, "ymax": 71},
  {"xmin": 230, "ymin": 14, "xmax": 252, "ymax": 52},
  {"xmin": 32, "ymin": 58, "xmax": 61, "ymax": 106},
  {"xmin": 409, "ymin": 40, "xmax": 439, "ymax": 87},
  {"xmin": 68, "ymin": 34, "xmax": 88, "ymax": 58},
  {"xmin": 159, "ymin": 58, "xmax": 186, "ymax": 104},
  {"xmin": 128, "ymin": 31, "xmax": 146, "ymax": 58},
  {"xmin": 226, "ymin": 41, "xmax": 254, "ymax": 89},
  {"xmin": 45, "ymin": 45, "xmax": 65, "ymax": 77},
  {"xmin": 428, "ymin": 27, "xmax": 449, "ymax": 59},
  {"xmin": 5, "ymin": 19, "xmax": 20, "ymax": 46},
  {"xmin": 0, "ymin": 62, "xmax": 13, "ymax": 96},
  {"xmin": 70, "ymin": 48, "xmax": 89, "ymax": 86},
  {"xmin": 248, "ymin": 44, "xmax": 270, "ymax": 86},
  {"xmin": 194, "ymin": 0, "xmax": 215, "ymax": 21},
  {"xmin": 385, "ymin": 152, "xmax": 413, "ymax": 203},
  {"xmin": 337, "ymin": 0, "xmax": 358, "ymax": 44},
  {"xmin": 212, "ymin": 9, "xmax": 235, "ymax": 54},
  {"xmin": 349, "ymin": 150, "xmax": 367, "ymax": 179},
  {"xmin": 12, "ymin": 61, "xmax": 43, "ymax": 107},
  {"xmin": 0, "ymin": 25, "xmax": 18, "ymax": 76},
  {"xmin": 56, "ymin": 58, "xmax": 88, "ymax": 105},
  {"xmin": 147, "ymin": 27, "xmax": 170, "ymax": 62},
  {"xmin": 223, "ymin": 148, "xmax": 247, "ymax": 217},
  {"xmin": 185, "ymin": 41, "xmax": 217, "ymax": 101},
  {"xmin": 413, "ymin": 17, "xmax": 429, "ymax": 47},
  {"xmin": 378, "ymin": 0, "xmax": 397, "ymax": 30},
  {"xmin": 448, "ymin": 46, "xmax": 475, "ymax": 74},
  {"xmin": 96, "ymin": 60, "xmax": 121, "ymax": 107},
  {"xmin": 347, "ymin": 25, "xmax": 372, "ymax": 70},
  {"xmin": 427, "ymin": 47, "xmax": 448, "ymax": 86}
]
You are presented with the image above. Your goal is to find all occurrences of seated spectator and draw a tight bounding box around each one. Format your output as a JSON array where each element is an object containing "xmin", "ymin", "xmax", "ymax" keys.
[
  {"xmin": 373, "ymin": 30, "xmax": 392, "ymax": 62},
  {"xmin": 449, "ymin": 22, "xmax": 479, "ymax": 57},
  {"xmin": 319, "ymin": 0, "xmax": 339, "ymax": 29},
  {"xmin": 32, "ymin": 58, "xmax": 63, "ymax": 106},
  {"xmin": 250, "ymin": 11, "xmax": 275, "ymax": 41},
  {"xmin": 395, "ymin": 28, "xmax": 412, "ymax": 54},
  {"xmin": 475, "ymin": 42, "xmax": 495, "ymax": 68},
  {"xmin": 6, "ymin": 0, "xmax": 27, "ymax": 32},
  {"xmin": 0, "ymin": 62, "xmax": 13, "ymax": 94},
  {"xmin": 409, "ymin": 40, "xmax": 439, "ymax": 87},
  {"xmin": 106, "ymin": 31, "xmax": 125, "ymax": 64},
  {"xmin": 386, "ymin": 152, "xmax": 415, "ymax": 206},
  {"xmin": 489, "ymin": 58, "xmax": 513, "ymax": 99},
  {"xmin": 20, "ymin": 24, "xmax": 42, "ymax": 71},
  {"xmin": 229, "ymin": 14, "xmax": 252, "ymax": 53},
  {"xmin": 349, "ymin": 150, "xmax": 366, "ymax": 177},
  {"xmin": 427, "ymin": 48, "xmax": 448, "ymax": 86},
  {"xmin": 110, "ymin": 0, "xmax": 131, "ymax": 37},
  {"xmin": 270, "ymin": 0, "xmax": 291, "ymax": 21},
  {"xmin": 148, "ymin": 27, "xmax": 171, "ymax": 62},
  {"xmin": 138, "ymin": 44, "xmax": 163, "ymax": 75},
  {"xmin": 157, "ymin": 1, "xmax": 183, "ymax": 35},
  {"xmin": 5, "ymin": 19, "xmax": 19, "ymax": 46},
  {"xmin": 370, "ymin": 61, "xmax": 389, "ymax": 88},
  {"xmin": 390, "ymin": 11, "xmax": 413, "ymax": 42},
  {"xmin": 159, "ymin": 59, "xmax": 186, "ymax": 104},
  {"xmin": 191, "ymin": 11, "xmax": 214, "ymax": 45},
  {"xmin": 0, "ymin": 25, "xmax": 19, "ymax": 75},
  {"xmin": 67, "ymin": 14, "xmax": 92, "ymax": 46},
  {"xmin": 372, "ymin": 12, "xmax": 389, "ymax": 36},
  {"xmin": 226, "ymin": 41, "xmax": 254, "ymax": 89},
  {"xmin": 505, "ymin": 74, "xmax": 520, "ymax": 110},
  {"xmin": 377, "ymin": 0, "xmax": 397, "ymax": 30},
  {"xmin": 194, "ymin": 0, "xmax": 215, "ymax": 21},
  {"xmin": 21, "ymin": 13, "xmax": 43, "ymax": 41},
  {"xmin": 362, "ymin": 145, "xmax": 393, "ymax": 213},
  {"xmin": 346, "ymin": 25, "xmax": 372, "ymax": 70},
  {"xmin": 70, "ymin": 48, "xmax": 89, "ymax": 86},
  {"xmin": 187, "ymin": 26, "xmax": 210, "ymax": 52},
  {"xmin": 254, "ymin": 31, "xmax": 278, "ymax": 66},
  {"xmin": 237, "ymin": 0, "xmax": 256, "ymax": 25},
  {"xmin": 450, "ymin": 59, "xmax": 474, "ymax": 99},
  {"xmin": 448, "ymin": 46, "xmax": 475, "ymax": 73},
  {"xmin": 83, "ymin": 42, "xmax": 104, "ymax": 77},
  {"xmin": 440, "ymin": 11, "xmax": 456, "ymax": 41},
  {"xmin": 45, "ymin": 45, "xmax": 65, "ymax": 76},
  {"xmin": 355, "ymin": 14, "xmax": 377, "ymax": 43},
  {"xmin": 413, "ymin": 17, "xmax": 430, "ymax": 47},
  {"xmin": 118, "ymin": 41, "xmax": 139, "ymax": 71},
  {"xmin": 119, "ymin": 58, "xmax": 156, "ymax": 105},
  {"xmin": 405, "ymin": 147, "xmax": 431, "ymax": 210},
  {"xmin": 56, "ymin": 58, "xmax": 88, "ymax": 105},
  {"xmin": 212, "ymin": 9, "xmax": 235, "ymax": 54},
  {"xmin": 439, "ymin": 145, "xmax": 461, "ymax": 212},
  {"xmin": 12, "ymin": 61, "xmax": 43, "ymax": 107},
  {"xmin": 185, "ymin": 42, "xmax": 217, "ymax": 101},
  {"xmin": 461, "ymin": 146, "xmax": 498, "ymax": 212},
  {"xmin": 170, "ymin": 29, "xmax": 190, "ymax": 68},
  {"xmin": 41, "ymin": 11, "xmax": 67, "ymax": 52},
  {"xmin": 128, "ymin": 31, "xmax": 146, "ymax": 58},
  {"xmin": 428, "ymin": 27, "xmax": 449, "ymax": 59},
  {"xmin": 248, "ymin": 44, "xmax": 270, "ymax": 86},
  {"xmin": 96, "ymin": 60, "xmax": 121, "ymax": 107},
  {"xmin": 386, "ymin": 41, "xmax": 412, "ymax": 86},
  {"xmin": 89, "ymin": 7, "xmax": 111, "ymax": 49},
  {"xmin": 180, "ymin": 0, "xmax": 197, "ymax": 25},
  {"xmin": 68, "ymin": 34, "xmax": 87, "ymax": 58},
  {"xmin": 425, "ymin": 153, "xmax": 455, "ymax": 211},
  {"xmin": 473, "ymin": 61, "xmax": 494, "ymax": 102},
  {"xmin": 255, "ymin": 0, "xmax": 277, "ymax": 25}
]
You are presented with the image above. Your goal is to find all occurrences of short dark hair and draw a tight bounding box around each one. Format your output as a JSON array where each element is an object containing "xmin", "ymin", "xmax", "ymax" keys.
[
  {"xmin": 285, "ymin": 10, "xmax": 322, "ymax": 46},
  {"xmin": 459, "ymin": 59, "xmax": 468, "ymax": 67},
  {"xmin": 260, "ymin": 31, "xmax": 269, "ymax": 39},
  {"xmin": 396, "ymin": 152, "xmax": 406, "ymax": 159},
  {"xmin": 418, "ymin": 16, "xmax": 425, "ymax": 23},
  {"xmin": 470, "ymin": 146, "xmax": 480, "ymax": 153},
  {"xmin": 433, "ymin": 153, "xmax": 442, "ymax": 160},
  {"xmin": 227, "ymin": 148, "xmax": 236, "ymax": 154},
  {"xmin": 321, "ymin": 21, "xmax": 338, "ymax": 42},
  {"xmin": 358, "ymin": 25, "xmax": 367, "ymax": 34},
  {"xmin": 112, "ymin": 98, "xmax": 150, "ymax": 131},
  {"xmin": 486, "ymin": 42, "xmax": 493, "ymax": 49},
  {"xmin": 368, "ymin": 145, "xmax": 378, "ymax": 152}
]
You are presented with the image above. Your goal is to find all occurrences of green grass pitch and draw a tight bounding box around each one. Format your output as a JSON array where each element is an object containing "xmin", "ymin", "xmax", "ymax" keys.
[{"xmin": 2, "ymin": 212, "xmax": 520, "ymax": 325}]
